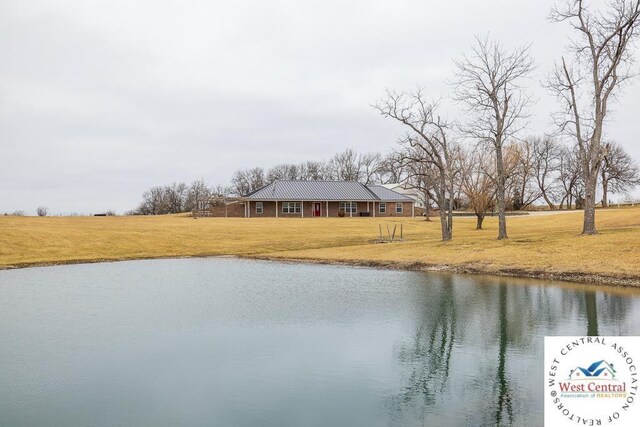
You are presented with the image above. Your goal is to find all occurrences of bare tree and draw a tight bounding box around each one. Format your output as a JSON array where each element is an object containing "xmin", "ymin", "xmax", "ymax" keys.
[
  {"xmin": 600, "ymin": 141, "xmax": 640, "ymax": 206},
  {"xmin": 319, "ymin": 161, "xmax": 336, "ymax": 180},
  {"xmin": 461, "ymin": 149, "xmax": 496, "ymax": 229},
  {"xmin": 399, "ymin": 150, "xmax": 438, "ymax": 219},
  {"xmin": 209, "ymin": 185, "xmax": 233, "ymax": 217},
  {"xmin": 297, "ymin": 161, "xmax": 326, "ymax": 180},
  {"xmin": 325, "ymin": 149, "xmax": 383, "ymax": 183},
  {"xmin": 501, "ymin": 142, "xmax": 528, "ymax": 210},
  {"xmin": 375, "ymin": 90, "xmax": 461, "ymax": 241},
  {"xmin": 379, "ymin": 151, "xmax": 434, "ymax": 220},
  {"xmin": 36, "ymin": 206, "xmax": 48, "ymax": 217},
  {"xmin": 163, "ymin": 182, "xmax": 188, "ymax": 213},
  {"xmin": 134, "ymin": 182, "xmax": 193, "ymax": 215},
  {"xmin": 138, "ymin": 186, "xmax": 166, "ymax": 215},
  {"xmin": 509, "ymin": 140, "xmax": 542, "ymax": 210},
  {"xmin": 267, "ymin": 164, "xmax": 300, "ymax": 182},
  {"xmin": 453, "ymin": 36, "xmax": 535, "ymax": 239},
  {"xmin": 548, "ymin": 0, "xmax": 640, "ymax": 233},
  {"xmin": 185, "ymin": 179, "xmax": 213, "ymax": 211},
  {"xmin": 557, "ymin": 144, "xmax": 583, "ymax": 208},
  {"xmin": 328, "ymin": 149, "xmax": 361, "ymax": 181},
  {"xmin": 359, "ymin": 152, "xmax": 383, "ymax": 184},
  {"xmin": 230, "ymin": 167, "xmax": 266, "ymax": 196},
  {"xmin": 211, "ymin": 185, "xmax": 231, "ymax": 198},
  {"xmin": 378, "ymin": 152, "xmax": 408, "ymax": 184},
  {"xmin": 531, "ymin": 136, "xmax": 563, "ymax": 209}
]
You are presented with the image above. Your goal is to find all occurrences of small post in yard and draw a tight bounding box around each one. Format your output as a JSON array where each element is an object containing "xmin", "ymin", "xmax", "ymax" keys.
[{"xmin": 400, "ymin": 223, "xmax": 403, "ymax": 240}]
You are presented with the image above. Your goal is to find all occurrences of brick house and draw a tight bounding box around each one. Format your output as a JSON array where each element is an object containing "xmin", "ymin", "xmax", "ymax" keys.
[{"xmin": 234, "ymin": 180, "xmax": 415, "ymax": 218}]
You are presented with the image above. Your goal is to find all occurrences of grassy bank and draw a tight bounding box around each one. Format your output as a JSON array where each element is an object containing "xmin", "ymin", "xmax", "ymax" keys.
[{"xmin": 1, "ymin": 208, "xmax": 639, "ymax": 285}]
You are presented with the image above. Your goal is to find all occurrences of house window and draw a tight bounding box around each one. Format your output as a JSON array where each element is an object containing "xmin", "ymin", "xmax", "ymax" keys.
[
  {"xmin": 396, "ymin": 202, "xmax": 403, "ymax": 213},
  {"xmin": 379, "ymin": 202, "xmax": 386, "ymax": 214},
  {"xmin": 339, "ymin": 202, "xmax": 357, "ymax": 214},
  {"xmin": 255, "ymin": 202, "xmax": 263, "ymax": 214},
  {"xmin": 282, "ymin": 202, "xmax": 301, "ymax": 214}
]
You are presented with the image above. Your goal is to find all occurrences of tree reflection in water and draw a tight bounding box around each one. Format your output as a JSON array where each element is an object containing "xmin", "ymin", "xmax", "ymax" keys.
[
  {"xmin": 387, "ymin": 274, "xmax": 634, "ymax": 426},
  {"xmin": 494, "ymin": 284, "xmax": 513, "ymax": 426},
  {"xmin": 585, "ymin": 291, "xmax": 599, "ymax": 336},
  {"xmin": 389, "ymin": 275, "xmax": 457, "ymax": 422},
  {"xmin": 389, "ymin": 277, "xmax": 520, "ymax": 426}
]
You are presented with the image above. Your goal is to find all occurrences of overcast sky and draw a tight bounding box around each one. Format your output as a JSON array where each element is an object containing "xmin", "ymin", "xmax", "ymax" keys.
[{"xmin": 1, "ymin": 0, "xmax": 639, "ymax": 214}]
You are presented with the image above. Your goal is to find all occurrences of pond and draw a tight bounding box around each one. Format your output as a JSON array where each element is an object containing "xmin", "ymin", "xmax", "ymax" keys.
[{"xmin": 1, "ymin": 258, "xmax": 639, "ymax": 426}]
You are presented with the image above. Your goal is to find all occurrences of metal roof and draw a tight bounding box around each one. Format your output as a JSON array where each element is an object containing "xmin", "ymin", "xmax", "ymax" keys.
[
  {"xmin": 244, "ymin": 180, "xmax": 411, "ymax": 201},
  {"xmin": 366, "ymin": 185, "xmax": 414, "ymax": 202},
  {"xmin": 380, "ymin": 184, "xmax": 421, "ymax": 200}
]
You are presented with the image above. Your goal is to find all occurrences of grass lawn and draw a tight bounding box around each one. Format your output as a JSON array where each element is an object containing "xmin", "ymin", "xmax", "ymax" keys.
[{"xmin": 1, "ymin": 208, "xmax": 639, "ymax": 285}]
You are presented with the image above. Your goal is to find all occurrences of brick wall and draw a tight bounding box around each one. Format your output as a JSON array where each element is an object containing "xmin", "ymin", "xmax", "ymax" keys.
[
  {"xmin": 372, "ymin": 201, "xmax": 414, "ymax": 217},
  {"xmin": 209, "ymin": 200, "xmax": 416, "ymax": 217}
]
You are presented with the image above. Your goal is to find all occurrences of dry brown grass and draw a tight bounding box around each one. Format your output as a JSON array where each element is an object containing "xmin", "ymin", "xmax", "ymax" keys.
[{"xmin": 1, "ymin": 208, "xmax": 639, "ymax": 284}]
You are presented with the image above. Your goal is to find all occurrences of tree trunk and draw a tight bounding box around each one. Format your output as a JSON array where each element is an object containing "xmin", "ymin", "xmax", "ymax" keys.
[
  {"xmin": 476, "ymin": 214, "xmax": 484, "ymax": 230},
  {"xmin": 424, "ymin": 188, "xmax": 431, "ymax": 221},
  {"xmin": 439, "ymin": 208, "xmax": 452, "ymax": 241},
  {"xmin": 495, "ymin": 146, "xmax": 508, "ymax": 240},
  {"xmin": 542, "ymin": 192, "xmax": 556, "ymax": 210},
  {"xmin": 601, "ymin": 174, "xmax": 609, "ymax": 208},
  {"xmin": 582, "ymin": 173, "xmax": 598, "ymax": 235},
  {"xmin": 447, "ymin": 183, "xmax": 454, "ymax": 238},
  {"xmin": 438, "ymin": 183, "xmax": 452, "ymax": 241}
]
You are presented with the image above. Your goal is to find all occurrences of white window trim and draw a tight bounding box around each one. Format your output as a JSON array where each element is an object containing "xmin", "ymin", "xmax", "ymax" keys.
[
  {"xmin": 282, "ymin": 201, "xmax": 301, "ymax": 214},
  {"xmin": 379, "ymin": 202, "xmax": 386, "ymax": 213},
  {"xmin": 339, "ymin": 201, "xmax": 357, "ymax": 214},
  {"xmin": 256, "ymin": 202, "xmax": 263, "ymax": 214},
  {"xmin": 396, "ymin": 202, "xmax": 403, "ymax": 213}
]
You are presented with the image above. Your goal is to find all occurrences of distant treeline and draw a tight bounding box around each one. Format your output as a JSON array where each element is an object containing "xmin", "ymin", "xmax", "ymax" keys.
[
  {"xmin": 129, "ymin": 149, "xmax": 396, "ymax": 215},
  {"xmin": 130, "ymin": 143, "xmax": 639, "ymax": 217}
]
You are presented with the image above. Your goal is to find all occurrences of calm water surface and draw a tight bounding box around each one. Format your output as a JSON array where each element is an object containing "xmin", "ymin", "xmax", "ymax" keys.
[{"xmin": 1, "ymin": 258, "xmax": 639, "ymax": 426}]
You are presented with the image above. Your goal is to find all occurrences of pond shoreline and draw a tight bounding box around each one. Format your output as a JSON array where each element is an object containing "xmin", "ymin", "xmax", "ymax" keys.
[
  {"xmin": 2, "ymin": 254, "xmax": 639, "ymax": 288},
  {"xmin": 247, "ymin": 255, "xmax": 640, "ymax": 287}
]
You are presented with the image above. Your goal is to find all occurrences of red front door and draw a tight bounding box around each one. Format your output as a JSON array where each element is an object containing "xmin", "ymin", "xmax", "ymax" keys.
[{"xmin": 314, "ymin": 203, "xmax": 321, "ymax": 217}]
